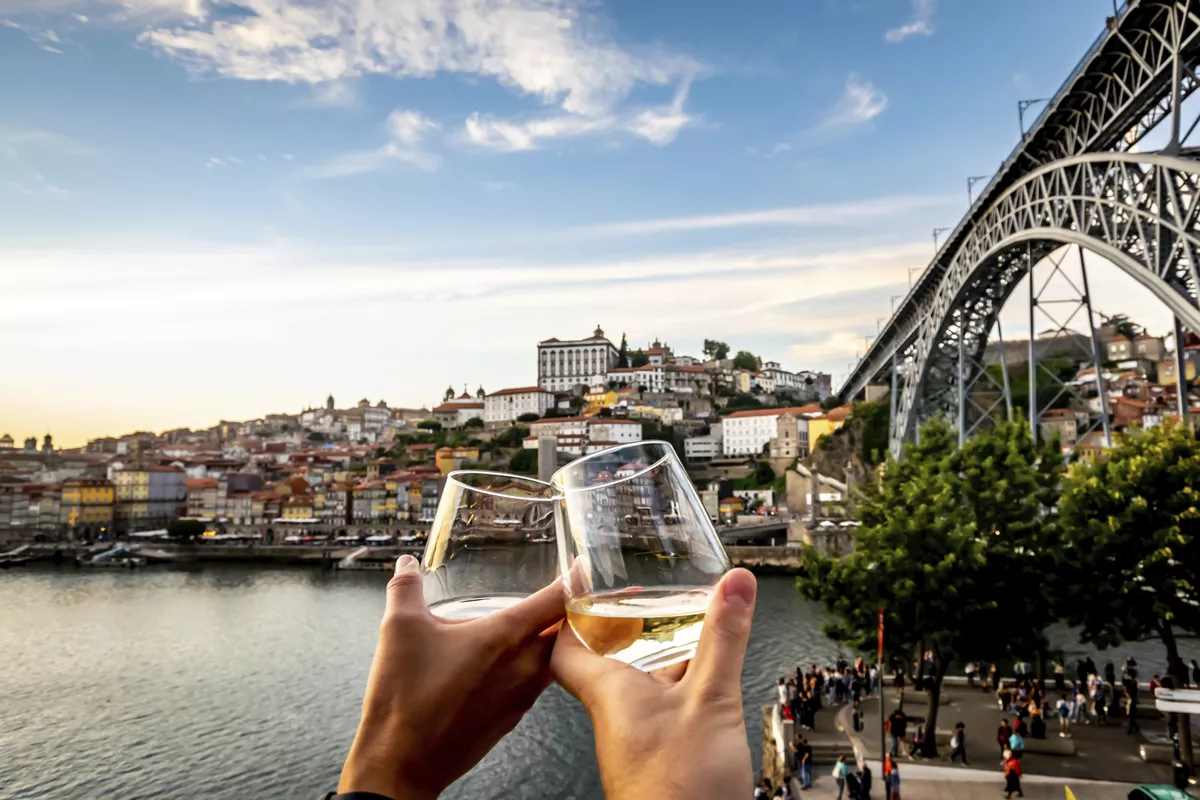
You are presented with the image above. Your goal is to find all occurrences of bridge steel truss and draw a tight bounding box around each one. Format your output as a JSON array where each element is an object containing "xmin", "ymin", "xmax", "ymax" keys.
[{"xmin": 837, "ymin": 0, "xmax": 1200, "ymax": 456}]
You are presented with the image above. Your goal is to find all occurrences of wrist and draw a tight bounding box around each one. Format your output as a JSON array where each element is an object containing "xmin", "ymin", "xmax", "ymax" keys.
[{"xmin": 340, "ymin": 745, "xmax": 439, "ymax": 800}]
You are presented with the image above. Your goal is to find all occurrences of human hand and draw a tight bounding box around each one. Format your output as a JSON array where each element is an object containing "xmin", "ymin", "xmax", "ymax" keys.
[
  {"xmin": 551, "ymin": 568, "xmax": 757, "ymax": 800},
  {"xmin": 338, "ymin": 554, "xmax": 565, "ymax": 800}
]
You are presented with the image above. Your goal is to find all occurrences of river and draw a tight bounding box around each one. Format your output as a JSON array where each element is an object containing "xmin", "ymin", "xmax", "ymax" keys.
[{"xmin": 1, "ymin": 566, "xmax": 1192, "ymax": 800}]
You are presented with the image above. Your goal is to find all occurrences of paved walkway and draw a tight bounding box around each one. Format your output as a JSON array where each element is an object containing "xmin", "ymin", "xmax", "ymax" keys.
[{"xmin": 844, "ymin": 682, "xmax": 1175, "ymax": 785}]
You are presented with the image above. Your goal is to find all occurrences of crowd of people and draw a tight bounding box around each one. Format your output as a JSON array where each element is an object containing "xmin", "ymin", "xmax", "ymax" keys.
[{"xmin": 760, "ymin": 652, "xmax": 1189, "ymax": 800}]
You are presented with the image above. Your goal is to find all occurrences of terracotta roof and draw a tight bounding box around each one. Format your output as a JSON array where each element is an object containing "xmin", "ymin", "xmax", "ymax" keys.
[
  {"xmin": 117, "ymin": 465, "xmax": 184, "ymax": 474},
  {"xmin": 186, "ymin": 478, "xmax": 219, "ymax": 489},
  {"xmin": 1135, "ymin": 333, "xmax": 1157, "ymax": 341},
  {"xmin": 821, "ymin": 406, "xmax": 853, "ymax": 422},
  {"xmin": 1109, "ymin": 334, "xmax": 1131, "ymax": 342},
  {"xmin": 408, "ymin": 443, "xmax": 437, "ymax": 451},
  {"xmin": 488, "ymin": 386, "xmax": 552, "ymax": 397},
  {"xmin": 608, "ymin": 366, "xmax": 655, "ymax": 373},
  {"xmin": 677, "ymin": 365, "xmax": 708, "ymax": 373},
  {"xmin": 589, "ymin": 418, "xmax": 640, "ymax": 425},
  {"xmin": 531, "ymin": 416, "xmax": 589, "ymax": 425},
  {"xmin": 724, "ymin": 405, "xmax": 826, "ymax": 420}
]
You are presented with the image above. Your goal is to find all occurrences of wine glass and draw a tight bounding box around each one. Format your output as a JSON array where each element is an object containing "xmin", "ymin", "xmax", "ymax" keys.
[
  {"xmin": 551, "ymin": 441, "xmax": 731, "ymax": 671},
  {"xmin": 421, "ymin": 470, "xmax": 558, "ymax": 620}
]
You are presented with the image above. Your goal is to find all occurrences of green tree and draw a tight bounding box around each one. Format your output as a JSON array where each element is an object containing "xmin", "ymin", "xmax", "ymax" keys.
[
  {"xmin": 464, "ymin": 416, "xmax": 485, "ymax": 429},
  {"xmin": 509, "ymin": 448, "xmax": 538, "ymax": 475},
  {"xmin": 723, "ymin": 394, "xmax": 763, "ymax": 412},
  {"xmin": 568, "ymin": 396, "xmax": 586, "ymax": 412},
  {"xmin": 753, "ymin": 460, "xmax": 776, "ymax": 487},
  {"xmin": 1106, "ymin": 313, "xmax": 1141, "ymax": 340},
  {"xmin": 618, "ymin": 334, "xmax": 630, "ymax": 368},
  {"xmin": 800, "ymin": 419, "xmax": 1061, "ymax": 756},
  {"xmin": 631, "ymin": 349, "xmax": 650, "ymax": 368},
  {"xmin": 307, "ymin": 431, "xmax": 326, "ymax": 443},
  {"xmin": 703, "ymin": 339, "xmax": 730, "ymax": 360},
  {"xmin": 517, "ymin": 412, "xmax": 541, "ymax": 423},
  {"xmin": 853, "ymin": 400, "xmax": 891, "ymax": 466},
  {"xmin": 1057, "ymin": 422, "xmax": 1200, "ymax": 765},
  {"xmin": 732, "ymin": 350, "xmax": 758, "ymax": 371},
  {"xmin": 167, "ymin": 519, "xmax": 206, "ymax": 540},
  {"xmin": 495, "ymin": 425, "xmax": 531, "ymax": 448},
  {"xmin": 418, "ymin": 420, "xmax": 442, "ymax": 432},
  {"xmin": 820, "ymin": 395, "xmax": 840, "ymax": 411}
]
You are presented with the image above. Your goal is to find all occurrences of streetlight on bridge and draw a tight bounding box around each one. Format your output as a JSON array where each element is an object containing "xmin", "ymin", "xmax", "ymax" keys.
[
  {"xmin": 932, "ymin": 227, "xmax": 952, "ymax": 253},
  {"xmin": 967, "ymin": 175, "xmax": 990, "ymax": 206},
  {"xmin": 1017, "ymin": 98, "xmax": 1052, "ymax": 140}
]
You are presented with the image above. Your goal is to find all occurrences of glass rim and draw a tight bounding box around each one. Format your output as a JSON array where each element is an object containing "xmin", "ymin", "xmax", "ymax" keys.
[
  {"xmin": 446, "ymin": 470, "xmax": 557, "ymax": 502},
  {"xmin": 550, "ymin": 440, "xmax": 677, "ymax": 494}
]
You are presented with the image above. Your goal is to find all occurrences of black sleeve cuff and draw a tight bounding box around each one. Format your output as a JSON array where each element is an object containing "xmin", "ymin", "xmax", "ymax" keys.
[{"xmin": 323, "ymin": 793, "xmax": 396, "ymax": 800}]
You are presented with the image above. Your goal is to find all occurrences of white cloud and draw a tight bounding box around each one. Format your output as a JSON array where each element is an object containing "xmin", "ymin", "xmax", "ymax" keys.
[
  {"xmin": 205, "ymin": 156, "xmax": 226, "ymax": 168},
  {"xmin": 885, "ymin": 0, "xmax": 935, "ymax": 43},
  {"xmin": 772, "ymin": 142, "xmax": 792, "ymax": 154},
  {"xmin": 5, "ymin": 174, "xmax": 74, "ymax": 199},
  {"xmin": 307, "ymin": 108, "xmax": 439, "ymax": 176},
  {"xmin": 1, "ymin": 19, "xmax": 65, "ymax": 53},
  {"xmin": 818, "ymin": 75, "xmax": 887, "ymax": 129},
  {"xmin": 463, "ymin": 77, "xmax": 697, "ymax": 151},
  {"xmin": 579, "ymin": 194, "xmax": 952, "ymax": 237},
  {"xmin": 137, "ymin": 0, "xmax": 697, "ymax": 115},
  {"xmin": 72, "ymin": 13, "xmax": 88, "ymax": 23}
]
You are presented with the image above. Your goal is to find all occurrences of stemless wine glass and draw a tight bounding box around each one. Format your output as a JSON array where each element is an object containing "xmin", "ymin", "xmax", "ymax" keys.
[
  {"xmin": 552, "ymin": 441, "xmax": 732, "ymax": 671},
  {"xmin": 421, "ymin": 470, "xmax": 559, "ymax": 620}
]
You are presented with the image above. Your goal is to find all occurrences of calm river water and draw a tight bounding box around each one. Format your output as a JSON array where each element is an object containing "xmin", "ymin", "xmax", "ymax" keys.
[{"xmin": 1, "ymin": 567, "xmax": 1191, "ymax": 800}]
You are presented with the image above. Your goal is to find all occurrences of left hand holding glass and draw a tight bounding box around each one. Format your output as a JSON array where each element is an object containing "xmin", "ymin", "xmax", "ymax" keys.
[{"xmin": 338, "ymin": 554, "xmax": 565, "ymax": 800}]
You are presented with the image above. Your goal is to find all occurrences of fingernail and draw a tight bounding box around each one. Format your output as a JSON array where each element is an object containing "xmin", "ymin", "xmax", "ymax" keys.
[
  {"xmin": 395, "ymin": 554, "xmax": 419, "ymax": 576},
  {"xmin": 722, "ymin": 569, "xmax": 756, "ymax": 607}
]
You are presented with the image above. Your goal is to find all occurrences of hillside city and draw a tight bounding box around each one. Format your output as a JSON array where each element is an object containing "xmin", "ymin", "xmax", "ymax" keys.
[
  {"xmin": 3, "ymin": 316, "xmax": 1198, "ymax": 548},
  {"xmin": 0, "ymin": 326, "xmax": 844, "ymax": 545}
]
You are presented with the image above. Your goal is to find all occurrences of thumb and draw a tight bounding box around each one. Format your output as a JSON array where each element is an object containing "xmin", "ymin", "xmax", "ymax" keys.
[
  {"xmin": 384, "ymin": 553, "xmax": 426, "ymax": 616},
  {"xmin": 687, "ymin": 568, "xmax": 756, "ymax": 695}
]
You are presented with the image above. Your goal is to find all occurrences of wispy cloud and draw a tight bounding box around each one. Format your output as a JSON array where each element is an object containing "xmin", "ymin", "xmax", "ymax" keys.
[
  {"xmin": 306, "ymin": 109, "xmax": 439, "ymax": 177},
  {"xmin": 578, "ymin": 194, "xmax": 955, "ymax": 238},
  {"xmin": 205, "ymin": 156, "xmax": 226, "ymax": 169},
  {"xmin": 0, "ymin": 19, "xmax": 66, "ymax": 53},
  {"xmin": 817, "ymin": 75, "xmax": 887, "ymax": 130},
  {"xmin": 464, "ymin": 77, "xmax": 698, "ymax": 152},
  {"xmin": 1, "ymin": 127, "xmax": 100, "ymax": 158},
  {"xmin": 885, "ymin": 0, "xmax": 936, "ymax": 43},
  {"xmin": 5, "ymin": 174, "xmax": 75, "ymax": 199}
]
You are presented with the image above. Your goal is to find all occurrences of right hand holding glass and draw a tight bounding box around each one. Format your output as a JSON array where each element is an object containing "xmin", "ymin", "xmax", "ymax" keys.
[{"xmin": 551, "ymin": 568, "xmax": 758, "ymax": 800}]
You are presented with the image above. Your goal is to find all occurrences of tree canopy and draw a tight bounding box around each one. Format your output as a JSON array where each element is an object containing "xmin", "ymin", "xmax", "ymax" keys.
[
  {"xmin": 799, "ymin": 419, "xmax": 1062, "ymax": 755},
  {"xmin": 495, "ymin": 425, "xmax": 531, "ymax": 448},
  {"xmin": 517, "ymin": 412, "xmax": 541, "ymax": 423},
  {"xmin": 464, "ymin": 416, "xmax": 485, "ymax": 429},
  {"xmin": 617, "ymin": 334, "xmax": 630, "ymax": 369},
  {"xmin": 732, "ymin": 350, "xmax": 758, "ymax": 371},
  {"xmin": 631, "ymin": 349, "xmax": 650, "ymax": 368},
  {"xmin": 417, "ymin": 420, "xmax": 442, "ymax": 432},
  {"xmin": 703, "ymin": 339, "xmax": 731, "ymax": 360},
  {"xmin": 167, "ymin": 519, "xmax": 207, "ymax": 539},
  {"xmin": 509, "ymin": 448, "xmax": 537, "ymax": 475}
]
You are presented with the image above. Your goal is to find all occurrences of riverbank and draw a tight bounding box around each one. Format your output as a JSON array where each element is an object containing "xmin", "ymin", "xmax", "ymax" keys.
[{"xmin": 15, "ymin": 542, "xmax": 809, "ymax": 572}]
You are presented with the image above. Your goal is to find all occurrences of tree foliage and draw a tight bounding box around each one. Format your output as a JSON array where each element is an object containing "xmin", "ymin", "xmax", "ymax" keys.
[
  {"xmin": 307, "ymin": 431, "xmax": 326, "ymax": 443},
  {"xmin": 517, "ymin": 412, "xmax": 541, "ymax": 423},
  {"xmin": 631, "ymin": 349, "xmax": 650, "ymax": 368},
  {"xmin": 464, "ymin": 416, "xmax": 485, "ymax": 429},
  {"xmin": 820, "ymin": 395, "xmax": 841, "ymax": 411},
  {"xmin": 753, "ymin": 460, "xmax": 776, "ymax": 486},
  {"xmin": 853, "ymin": 400, "xmax": 891, "ymax": 466},
  {"xmin": 732, "ymin": 350, "xmax": 758, "ymax": 371},
  {"xmin": 508, "ymin": 448, "xmax": 538, "ymax": 475},
  {"xmin": 167, "ymin": 519, "xmax": 207, "ymax": 539},
  {"xmin": 618, "ymin": 334, "xmax": 630, "ymax": 369},
  {"xmin": 799, "ymin": 419, "xmax": 1061, "ymax": 756},
  {"xmin": 495, "ymin": 425, "xmax": 531, "ymax": 448},
  {"xmin": 703, "ymin": 339, "xmax": 731, "ymax": 360},
  {"xmin": 417, "ymin": 420, "xmax": 442, "ymax": 432}
]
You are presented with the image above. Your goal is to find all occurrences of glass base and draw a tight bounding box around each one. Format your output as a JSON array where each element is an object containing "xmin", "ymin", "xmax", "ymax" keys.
[
  {"xmin": 628, "ymin": 643, "xmax": 698, "ymax": 673},
  {"xmin": 427, "ymin": 593, "xmax": 528, "ymax": 620}
]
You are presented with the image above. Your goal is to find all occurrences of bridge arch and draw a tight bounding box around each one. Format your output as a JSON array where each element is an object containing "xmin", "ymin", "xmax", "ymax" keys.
[{"xmin": 894, "ymin": 152, "xmax": 1200, "ymax": 454}]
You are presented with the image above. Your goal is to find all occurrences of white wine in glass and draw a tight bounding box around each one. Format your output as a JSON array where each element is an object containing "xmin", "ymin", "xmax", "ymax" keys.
[
  {"xmin": 565, "ymin": 585, "xmax": 713, "ymax": 670},
  {"xmin": 552, "ymin": 441, "xmax": 731, "ymax": 671}
]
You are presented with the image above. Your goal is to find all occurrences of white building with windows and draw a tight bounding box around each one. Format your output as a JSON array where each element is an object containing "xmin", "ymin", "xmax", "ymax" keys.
[
  {"xmin": 484, "ymin": 387, "xmax": 553, "ymax": 424},
  {"xmin": 722, "ymin": 406, "xmax": 821, "ymax": 456},
  {"xmin": 538, "ymin": 326, "xmax": 621, "ymax": 394},
  {"xmin": 607, "ymin": 365, "xmax": 665, "ymax": 393},
  {"xmin": 587, "ymin": 419, "xmax": 643, "ymax": 445},
  {"xmin": 684, "ymin": 422, "xmax": 723, "ymax": 462}
]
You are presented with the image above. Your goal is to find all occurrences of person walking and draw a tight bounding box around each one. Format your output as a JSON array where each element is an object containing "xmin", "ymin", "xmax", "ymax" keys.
[
  {"xmin": 887, "ymin": 708, "xmax": 908, "ymax": 757},
  {"xmin": 990, "ymin": 663, "xmax": 1000, "ymax": 692},
  {"xmin": 1106, "ymin": 659, "xmax": 1117, "ymax": 686},
  {"xmin": 1053, "ymin": 661, "xmax": 1065, "ymax": 691},
  {"xmin": 1003, "ymin": 749, "xmax": 1024, "ymax": 798},
  {"xmin": 885, "ymin": 756, "xmax": 900, "ymax": 800},
  {"xmin": 856, "ymin": 759, "xmax": 873, "ymax": 800},
  {"xmin": 997, "ymin": 719, "xmax": 1012, "ymax": 756},
  {"xmin": 1057, "ymin": 695, "xmax": 1072, "ymax": 738},
  {"xmin": 966, "ymin": 662, "xmax": 977, "ymax": 687},
  {"xmin": 950, "ymin": 721, "xmax": 969, "ymax": 765},
  {"xmin": 832, "ymin": 755, "xmax": 849, "ymax": 800},
  {"xmin": 1009, "ymin": 726, "xmax": 1025, "ymax": 761},
  {"xmin": 1126, "ymin": 681, "xmax": 1141, "ymax": 734},
  {"xmin": 798, "ymin": 735, "xmax": 813, "ymax": 789},
  {"xmin": 1028, "ymin": 705, "xmax": 1046, "ymax": 740},
  {"xmin": 777, "ymin": 677, "xmax": 788, "ymax": 708}
]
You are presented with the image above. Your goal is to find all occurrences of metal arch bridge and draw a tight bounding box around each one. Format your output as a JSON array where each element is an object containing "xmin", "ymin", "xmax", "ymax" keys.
[{"xmin": 838, "ymin": 0, "xmax": 1200, "ymax": 456}]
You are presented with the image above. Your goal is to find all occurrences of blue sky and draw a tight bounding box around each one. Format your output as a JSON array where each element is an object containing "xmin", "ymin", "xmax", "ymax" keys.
[{"xmin": 1, "ymin": 0, "xmax": 1166, "ymax": 446}]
